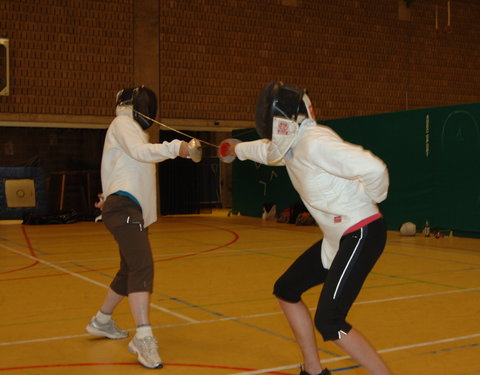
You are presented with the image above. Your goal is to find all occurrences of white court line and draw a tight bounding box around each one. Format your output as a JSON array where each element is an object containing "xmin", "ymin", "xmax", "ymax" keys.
[
  {"xmin": 2, "ymin": 289, "xmax": 480, "ymax": 344},
  {"xmin": 354, "ymin": 287, "xmax": 480, "ymax": 305},
  {"xmin": 8, "ymin": 244, "xmax": 308, "ymax": 266},
  {"xmin": 230, "ymin": 333, "xmax": 480, "ymax": 375},
  {"xmin": 3, "ymin": 241, "xmax": 479, "ymax": 366},
  {"xmin": 2, "ymin": 239, "xmax": 478, "ymax": 345},
  {"xmin": 0, "ymin": 243, "xmax": 197, "ymax": 323}
]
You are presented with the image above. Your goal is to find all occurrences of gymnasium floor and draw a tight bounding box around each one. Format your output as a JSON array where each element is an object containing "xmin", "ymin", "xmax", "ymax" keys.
[{"xmin": 1, "ymin": 211, "xmax": 479, "ymax": 375}]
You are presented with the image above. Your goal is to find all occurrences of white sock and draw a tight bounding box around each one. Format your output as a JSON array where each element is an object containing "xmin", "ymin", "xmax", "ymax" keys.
[
  {"xmin": 135, "ymin": 324, "xmax": 153, "ymax": 339},
  {"xmin": 95, "ymin": 310, "xmax": 112, "ymax": 324}
]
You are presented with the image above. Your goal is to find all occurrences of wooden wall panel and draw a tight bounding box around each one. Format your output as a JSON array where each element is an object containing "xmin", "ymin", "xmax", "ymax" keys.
[{"xmin": 0, "ymin": 0, "xmax": 479, "ymax": 124}]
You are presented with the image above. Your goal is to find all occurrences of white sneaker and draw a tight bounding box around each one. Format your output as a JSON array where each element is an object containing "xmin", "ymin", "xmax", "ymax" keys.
[
  {"xmin": 85, "ymin": 317, "xmax": 128, "ymax": 339},
  {"xmin": 128, "ymin": 335, "xmax": 163, "ymax": 369}
]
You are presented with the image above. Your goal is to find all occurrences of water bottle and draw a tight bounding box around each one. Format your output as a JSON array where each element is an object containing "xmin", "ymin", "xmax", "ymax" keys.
[{"xmin": 424, "ymin": 220, "xmax": 431, "ymax": 237}]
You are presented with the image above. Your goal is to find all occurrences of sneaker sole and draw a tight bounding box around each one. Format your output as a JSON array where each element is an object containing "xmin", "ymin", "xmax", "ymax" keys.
[
  {"xmin": 128, "ymin": 341, "xmax": 163, "ymax": 369},
  {"xmin": 85, "ymin": 324, "xmax": 128, "ymax": 340}
]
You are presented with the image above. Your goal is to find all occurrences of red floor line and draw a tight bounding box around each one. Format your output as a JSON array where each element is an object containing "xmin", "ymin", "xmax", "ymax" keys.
[
  {"xmin": 158, "ymin": 223, "xmax": 240, "ymax": 262},
  {"xmin": 0, "ymin": 223, "xmax": 240, "ymax": 282},
  {"xmin": 0, "ymin": 362, "xmax": 291, "ymax": 374},
  {"xmin": 0, "ymin": 227, "xmax": 39, "ymax": 275}
]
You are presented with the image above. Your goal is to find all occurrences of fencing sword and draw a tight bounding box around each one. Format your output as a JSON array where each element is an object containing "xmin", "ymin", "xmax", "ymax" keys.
[{"xmin": 133, "ymin": 109, "xmax": 240, "ymax": 163}]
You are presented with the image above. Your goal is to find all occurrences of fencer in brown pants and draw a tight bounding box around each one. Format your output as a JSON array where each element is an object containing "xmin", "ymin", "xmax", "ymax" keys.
[{"xmin": 102, "ymin": 194, "xmax": 154, "ymax": 295}]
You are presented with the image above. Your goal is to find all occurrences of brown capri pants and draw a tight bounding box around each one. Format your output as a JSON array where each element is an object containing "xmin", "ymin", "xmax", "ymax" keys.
[{"xmin": 102, "ymin": 194, "xmax": 154, "ymax": 296}]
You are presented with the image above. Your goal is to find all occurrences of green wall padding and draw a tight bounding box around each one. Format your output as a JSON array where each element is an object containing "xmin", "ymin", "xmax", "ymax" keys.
[
  {"xmin": 232, "ymin": 103, "xmax": 480, "ymax": 237},
  {"xmin": 231, "ymin": 129, "xmax": 300, "ymax": 218}
]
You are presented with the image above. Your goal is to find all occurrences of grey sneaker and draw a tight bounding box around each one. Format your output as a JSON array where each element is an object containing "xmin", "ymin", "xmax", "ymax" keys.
[
  {"xmin": 128, "ymin": 335, "xmax": 163, "ymax": 369},
  {"xmin": 86, "ymin": 317, "xmax": 128, "ymax": 339}
]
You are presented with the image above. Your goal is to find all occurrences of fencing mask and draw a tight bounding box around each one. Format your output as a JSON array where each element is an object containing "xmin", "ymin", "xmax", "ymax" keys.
[
  {"xmin": 116, "ymin": 86, "xmax": 158, "ymax": 130},
  {"xmin": 255, "ymin": 81, "xmax": 315, "ymax": 163}
]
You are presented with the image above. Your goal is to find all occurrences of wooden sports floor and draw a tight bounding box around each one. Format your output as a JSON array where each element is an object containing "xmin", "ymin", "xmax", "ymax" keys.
[{"xmin": 1, "ymin": 211, "xmax": 479, "ymax": 375}]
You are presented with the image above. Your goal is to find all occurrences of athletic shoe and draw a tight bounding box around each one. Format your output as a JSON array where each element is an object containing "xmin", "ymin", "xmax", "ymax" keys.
[
  {"xmin": 128, "ymin": 335, "xmax": 163, "ymax": 369},
  {"xmin": 85, "ymin": 317, "xmax": 129, "ymax": 339},
  {"xmin": 300, "ymin": 366, "xmax": 331, "ymax": 375}
]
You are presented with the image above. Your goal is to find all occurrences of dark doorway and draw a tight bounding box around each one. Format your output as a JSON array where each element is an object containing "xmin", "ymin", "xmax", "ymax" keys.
[{"xmin": 158, "ymin": 130, "xmax": 221, "ymax": 215}]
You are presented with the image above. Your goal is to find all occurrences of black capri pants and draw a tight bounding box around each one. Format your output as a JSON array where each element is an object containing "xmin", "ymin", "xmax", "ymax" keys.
[
  {"xmin": 102, "ymin": 194, "xmax": 154, "ymax": 296},
  {"xmin": 273, "ymin": 218, "xmax": 387, "ymax": 341}
]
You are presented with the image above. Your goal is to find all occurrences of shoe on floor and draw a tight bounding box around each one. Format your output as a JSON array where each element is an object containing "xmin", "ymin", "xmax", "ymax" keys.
[
  {"xmin": 300, "ymin": 365, "xmax": 331, "ymax": 375},
  {"xmin": 128, "ymin": 335, "xmax": 163, "ymax": 369},
  {"xmin": 85, "ymin": 316, "xmax": 128, "ymax": 339}
]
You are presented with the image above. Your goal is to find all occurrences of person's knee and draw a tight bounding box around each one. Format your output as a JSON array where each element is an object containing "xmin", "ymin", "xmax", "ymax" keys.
[
  {"xmin": 110, "ymin": 282, "xmax": 128, "ymax": 297},
  {"xmin": 128, "ymin": 263, "xmax": 154, "ymax": 293},
  {"xmin": 273, "ymin": 276, "xmax": 301, "ymax": 302},
  {"xmin": 314, "ymin": 308, "xmax": 351, "ymax": 341},
  {"xmin": 110, "ymin": 272, "xmax": 128, "ymax": 296}
]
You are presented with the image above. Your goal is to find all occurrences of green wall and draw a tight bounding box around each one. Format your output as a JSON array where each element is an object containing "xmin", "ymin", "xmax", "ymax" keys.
[
  {"xmin": 231, "ymin": 129, "xmax": 300, "ymax": 218},
  {"xmin": 232, "ymin": 103, "xmax": 480, "ymax": 237}
]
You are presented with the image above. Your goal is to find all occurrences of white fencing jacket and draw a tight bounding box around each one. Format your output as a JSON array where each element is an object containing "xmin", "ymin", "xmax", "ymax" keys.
[
  {"xmin": 235, "ymin": 119, "xmax": 389, "ymax": 269},
  {"xmin": 101, "ymin": 107, "xmax": 182, "ymax": 227}
]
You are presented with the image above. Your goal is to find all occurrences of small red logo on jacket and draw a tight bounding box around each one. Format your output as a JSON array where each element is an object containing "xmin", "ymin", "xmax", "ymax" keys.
[
  {"xmin": 334, "ymin": 216, "xmax": 342, "ymax": 223},
  {"xmin": 277, "ymin": 120, "xmax": 290, "ymax": 135}
]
